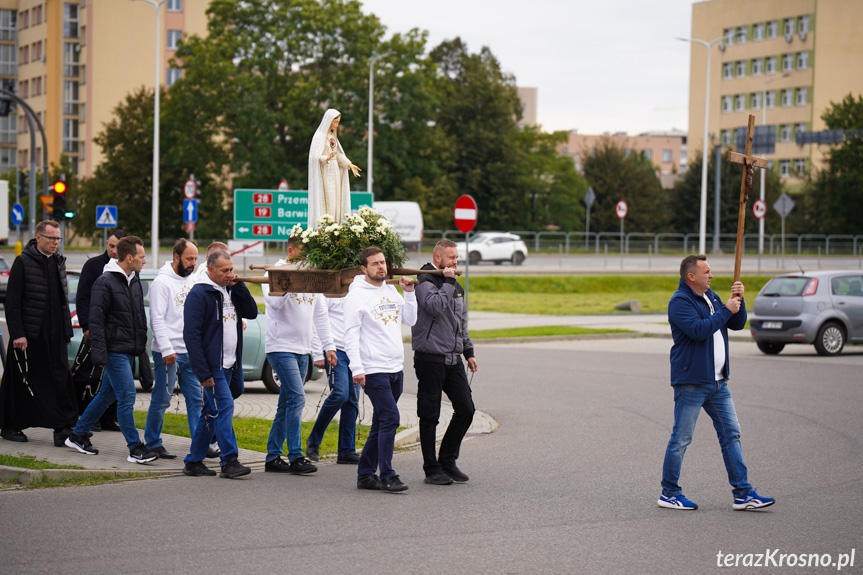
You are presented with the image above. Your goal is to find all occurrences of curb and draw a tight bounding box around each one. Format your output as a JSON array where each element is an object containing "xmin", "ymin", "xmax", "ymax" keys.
[{"xmin": 0, "ymin": 465, "xmax": 179, "ymax": 485}]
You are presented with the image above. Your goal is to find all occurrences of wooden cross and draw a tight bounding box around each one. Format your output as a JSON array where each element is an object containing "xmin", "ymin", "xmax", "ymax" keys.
[{"xmin": 727, "ymin": 114, "xmax": 768, "ymax": 292}]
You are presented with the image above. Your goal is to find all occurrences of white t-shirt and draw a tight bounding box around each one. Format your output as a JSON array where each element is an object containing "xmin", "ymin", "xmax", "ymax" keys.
[{"xmin": 703, "ymin": 293, "xmax": 726, "ymax": 380}]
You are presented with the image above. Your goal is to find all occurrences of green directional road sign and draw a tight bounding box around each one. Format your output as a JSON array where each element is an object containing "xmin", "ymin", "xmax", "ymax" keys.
[{"xmin": 233, "ymin": 189, "xmax": 373, "ymax": 240}]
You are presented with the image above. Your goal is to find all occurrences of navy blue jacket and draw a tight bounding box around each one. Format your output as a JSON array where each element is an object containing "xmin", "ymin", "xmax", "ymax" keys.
[
  {"xmin": 668, "ymin": 278, "xmax": 746, "ymax": 386},
  {"xmin": 183, "ymin": 280, "xmax": 258, "ymax": 389}
]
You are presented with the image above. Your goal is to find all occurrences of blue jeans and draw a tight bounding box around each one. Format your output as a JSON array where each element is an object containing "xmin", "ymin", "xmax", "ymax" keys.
[
  {"xmin": 661, "ymin": 380, "xmax": 752, "ymax": 498},
  {"xmin": 307, "ymin": 350, "xmax": 360, "ymax": 457},
  {"xmin": 144, "ymin": 352, "xmax": 202, "ymax": 449},
  {"xmin": 265, "ymin": 352, "xmax": 308, "ymax": 463},
  {"xmin": 185, "ymin": 366, "xmax": 238, "ymax": 465},
  {"xmin": 75, "ymin": 353, "xmax": 141, "ymax": 450},
  {"xmin": 357, "ymin": 372, "xmax": 402, "ymax": 480}
]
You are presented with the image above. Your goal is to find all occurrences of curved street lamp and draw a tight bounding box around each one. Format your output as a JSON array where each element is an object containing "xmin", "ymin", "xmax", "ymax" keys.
[{"xmin": 367, "ymin": 52, "xmax": 391, "ymax": 197}]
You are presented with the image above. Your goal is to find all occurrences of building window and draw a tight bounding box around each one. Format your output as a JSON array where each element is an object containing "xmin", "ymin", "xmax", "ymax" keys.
[
  {"xmin": 0, "ymin": 10, "xmax": 16, "ymax": 42},
  {"xmin": 0, "ymin": 147, "xmax": 15, "ymax": 171},
  {"xmin": 0, "ymin": 44, "xmax": 15, "ymax": 76},
  {"xmin": 782, "ymin": 53, "xmax": 794, "ymax": 72},
  {"xmin": 765, "ymin": 56, "xmax": 776, "ymax": 74},
  {"xmin": 796, "ymin": 122, "xmax": 807, "ymax": 134},
  {"xmin": 794, "ymin": 159, "xmax": 806, "ymax": 177},
  {"xmin": 751, "ymin": 92, "xmax": 762, "ymax": 110},
  {"xmin": 81, "ymin": 103, "xmax": 85, "ymax": 123},
  {"xmin": 735, "ymin": 94, "xmax": 745, "ymax": 111},
  {"xmin": 167, "ymin": 30, "xmax": 182, "ymax": 50},
  {"xmin": 0, "ymin": 114, "xmax": 16, "ymax": 144},
  {"xmin": 723, "ymin": 62, "xmax": 733, "ymax": 80},
  {"xmin": 765, "ymin": 90, "xmax": 776, "ymax": 109},
  {"xmin": 642, "ymin": 149, "xmax": 652, "ymax": 161},
  {"xmin": 19, "ymin": 45, "xmax": 28, "ymax": 65},
  {"xmin": 723, "ymin": 28, "xmax": 735, "ymax": 45},
  {"xmin": 780, "ymin": 124, "xmax": 792, "ymax": 142},
  {"xmin": 735, "ymin": 60, "xmax": 746, "ymax": 77},
  {"xmin": 20, "ymin": 79, "xmax": 27, "ymax": 98},
  {"xmin": 721, "ymin": 130, "xmax": 732, "ymax": 146},
  {"xmin": 18, "ymin": 9, "xmax": 27, "ymax": 29},
  {"xmin": 781, "ymin": 89, "xmax": 792, "ymax": 107},
  {"xmin": 767, "ymin": 20, "xmax": 778, "ymax": 39},
  {"xmin": 721, "ymin": 96, "xmax": 732, "ymax": 113},
  {"xmin": 167, "ymin": 68, "xmax": 182, "ymax": 87},
  {"xmin": 752, "ymin": 58, "xmax": 763, "ymax": 76},
  {"xmin": 32, "ymin": 4, "xmax": 42, "ymax": 25},
  {"xmin": 779, "ymin": 160, "xmax": 790, "ymax": 177},
  {"xmin": 796, "ymin": 87, "xmax": 808, "ymax": 106},
  {"xmin": 798, "ymin": 15, "xmax": 810, "ymax": 35},
  {"xmin": 64, "ymin": 43, "xmax": 79, "ymax": 77},
  {"xmin": 753, "ymin": 23, "xmax": 764, "ymax": 41},
  {"xmin": 784, "ymin": 18, "xmax": 795, "ymax": 36},
  {"xmin": 797, "ymin": 51, "xmax": 808, "ymax": 70},
  {"xmin": 81, "ymin": 64, "xmax": 86, "ymax": 84},
  {"xmin": 662, "ymin": 150, "xmax": 672, "ymax": 163},
  {"xmin": 63, "ymin": 81, "xmax": 79, "ymax": 115},
  {"xmin": 736, "ymin": 26, "xmax": 747, "ymax": 43},
  {"xmin": 63, "ymin": 119, "xmax": 79, "ymax": 153},
  {"xmin": 167, "ymin": 0, "xmax": 183, "ymax": 12},
  {"xmin": 81, "ymin": 26, "xmax": 86, "ymax": 46},
  {"xmin": 64, "ymin": 4, "xmax": 79, "ymax": 39}
]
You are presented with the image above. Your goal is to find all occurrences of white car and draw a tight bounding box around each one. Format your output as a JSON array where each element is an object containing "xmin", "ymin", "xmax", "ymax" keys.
[{"xmin": 456, "ymin": 232, "xmax": 528, "ymax": 265}]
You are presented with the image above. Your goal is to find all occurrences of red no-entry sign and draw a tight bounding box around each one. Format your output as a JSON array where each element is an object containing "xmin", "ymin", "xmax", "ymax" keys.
[{"xmin": 454, "ymin": 195, "xmax": 478, "ymax": 233}]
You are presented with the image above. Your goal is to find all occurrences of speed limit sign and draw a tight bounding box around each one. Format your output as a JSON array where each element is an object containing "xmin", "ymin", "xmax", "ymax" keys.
[
  {"xmin": 184, "ymin": 179, "xmax": 197, "ymax": 199},
  {"xmin": 752, "ymin": 199, "xmax": 767, "ymax": 220}
]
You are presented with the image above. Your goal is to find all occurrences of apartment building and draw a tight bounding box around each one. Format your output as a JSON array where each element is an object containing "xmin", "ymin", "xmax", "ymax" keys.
[
  {"xmin": 0, "ymin": 0, "xmax": 210, "ymax": 179},
  {"xmin": 687, "ymin": 0, "xmax": 863, "ymax": 185},
  {"xmin": 560, "ymin": 129, "xmax": 687, "ymax": 189}
]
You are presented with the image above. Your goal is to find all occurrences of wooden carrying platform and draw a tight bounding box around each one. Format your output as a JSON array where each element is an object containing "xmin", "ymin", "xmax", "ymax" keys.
[{"xmin": 241, "ymin": 266, "xmax": 459, "ymax": 297}]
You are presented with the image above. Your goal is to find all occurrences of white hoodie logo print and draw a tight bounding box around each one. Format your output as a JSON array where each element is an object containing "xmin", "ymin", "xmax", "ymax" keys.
[
  {"xmin": 173, "ymin": 285, "xmax": 192, "ymax": 308},
  {"xmin": 291, "ymin": 293, "xmax": 315, "ymax": 305},
  {"xmin": 371, "ymin": 297, "xmax": 400, "ymax": 325}
]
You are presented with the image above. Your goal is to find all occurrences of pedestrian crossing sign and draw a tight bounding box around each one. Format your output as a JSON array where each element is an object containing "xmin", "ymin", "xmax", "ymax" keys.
[{"xmin": 96, "ymin": 205, "xmax": 118, "ymax": 228}]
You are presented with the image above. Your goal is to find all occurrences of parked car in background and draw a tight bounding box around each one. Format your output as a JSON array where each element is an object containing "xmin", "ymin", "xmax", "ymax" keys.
[
  {"xmin": 0, "ymin": 256, "xmax": 9, "ymax": 304},
  {"xmin": 66, "ymin": 270, "xmax": 321, "ymax": 393},
  {"xmin": 456, "ymin": 232, "xmax": 528, "ymax": 265},
  {"xmin": 750, "ymin": 270, "xmax": 863, "ymax": 356}
]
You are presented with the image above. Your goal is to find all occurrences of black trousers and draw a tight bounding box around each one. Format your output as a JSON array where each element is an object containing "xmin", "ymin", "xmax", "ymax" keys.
[{"xmin": 414, "ymin": 359, "xmax": 475, "ymax": 475}]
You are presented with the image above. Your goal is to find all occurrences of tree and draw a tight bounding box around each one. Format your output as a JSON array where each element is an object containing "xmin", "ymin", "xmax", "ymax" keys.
[
  {"xmin": 581, "ymin": 139, "xmax": 669, "ymax": 233},
  {"xmin": 803, "ymin": 93, "xmax": 863, "ymax": 234},
  {"xmin": 669, "ymin": 145, "xmax": 785, "ymax": 236}
]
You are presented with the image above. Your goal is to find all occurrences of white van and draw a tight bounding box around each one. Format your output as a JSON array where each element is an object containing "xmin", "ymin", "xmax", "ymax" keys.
[{"xmin": 373, "ymin": 201, "xmax": 424, "ymax": 251}]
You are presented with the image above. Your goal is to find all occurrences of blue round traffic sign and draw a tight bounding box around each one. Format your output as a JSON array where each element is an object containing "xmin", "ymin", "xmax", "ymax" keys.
[{"xmin": 11, "ymin": 203, "xmax": 23, "ymax": 226}]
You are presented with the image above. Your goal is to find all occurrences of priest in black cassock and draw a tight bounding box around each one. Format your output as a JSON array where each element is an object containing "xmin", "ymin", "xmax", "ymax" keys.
[{"xmin": 0, "ymin": 220, "xmax": 77, "ymax": 445}]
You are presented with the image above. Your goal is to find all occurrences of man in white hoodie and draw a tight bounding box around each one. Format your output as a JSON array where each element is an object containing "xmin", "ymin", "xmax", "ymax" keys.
[
  {"xmin": 143, "ymin": 238, "xmax": 200, "ymax": 459},
  {"xmin": 344, "ymin": 247, "xmax": 417, "ymax": 493},
  {"xmin": 263, "ymin": 240, "xmax": 337, "ymax": 474}
]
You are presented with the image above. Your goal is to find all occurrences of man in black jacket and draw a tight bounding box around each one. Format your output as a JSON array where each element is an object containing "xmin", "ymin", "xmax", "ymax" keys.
[
  {"xmin": 73, "ymin": 229, "xmax": 126, "ymax": 430},
  {"xmin": 66, "ymin": 236, "xmax": 159, "ymax": 464},
  {"xmin": 0, "ymin": 221, "xmax": 77, "ymax": 446},
  {"xmin": 411, "ymin": 239, "xmax": 478, "ymax": 485}
]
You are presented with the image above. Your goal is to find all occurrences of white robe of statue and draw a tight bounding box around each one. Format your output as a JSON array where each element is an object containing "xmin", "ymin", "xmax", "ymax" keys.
[{"xmin": 307, "ymin": 109, "xmax": 353, "ymax": 227}]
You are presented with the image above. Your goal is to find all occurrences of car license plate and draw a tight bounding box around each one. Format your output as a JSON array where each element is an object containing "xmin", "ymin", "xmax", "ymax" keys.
[{"xmin": 762, "ymin": 321, "xmax": 783, "ymax": 329}]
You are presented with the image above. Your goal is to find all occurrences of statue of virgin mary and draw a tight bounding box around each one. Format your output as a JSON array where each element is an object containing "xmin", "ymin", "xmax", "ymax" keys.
[{"xmin": 307, "ymin": 109, "xmax": 361, "ymax": 227}]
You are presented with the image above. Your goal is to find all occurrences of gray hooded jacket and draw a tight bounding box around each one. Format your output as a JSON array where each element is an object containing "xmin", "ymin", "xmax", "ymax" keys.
[{"xmin": 411, "ymin": 263, "xmax": 475, "ymax": 365}]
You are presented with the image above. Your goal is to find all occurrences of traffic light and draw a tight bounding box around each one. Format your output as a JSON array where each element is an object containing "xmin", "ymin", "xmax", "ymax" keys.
[
  {"xmin": 0, "ymin": 80, "xmax": 15, "ymax": 117},
  {"xmin": 18, "ymin": 171, "xmax": 28, "ymax": 196},
  {"xmin": 52, "ymin": 180, "xmax": 67, "ymax": 220}
]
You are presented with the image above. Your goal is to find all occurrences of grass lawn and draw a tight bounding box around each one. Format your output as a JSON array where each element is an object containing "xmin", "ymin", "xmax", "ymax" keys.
[
  {"xmin": 2, "ymin": 471, "xmax": 152, "ymax": 490},
  {"xmin": 464, "ymin": 275, "xmax": 772, "ymax": 315},
  {"xmin": 0, "ymin": 454, "xmax": 84, "ymax": 470},
  {"xmin": 469, "ymin": 325, "xmax": 632, "ymax": 339},
  {"xmin": 133, "ymin": 411, "xmax": 372, "ymax": 457}
]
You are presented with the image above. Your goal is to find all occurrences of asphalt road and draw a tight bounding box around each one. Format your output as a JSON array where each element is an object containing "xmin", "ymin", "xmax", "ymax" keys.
[{"xmin": 1, "ymin": 338, "xmax": 861, "ymax": 574}]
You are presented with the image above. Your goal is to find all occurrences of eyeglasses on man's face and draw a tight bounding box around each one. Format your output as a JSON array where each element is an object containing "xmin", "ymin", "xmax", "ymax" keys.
[{"xmin": 38, "ymin": 234, "xmax": 62, "ymax": 243}]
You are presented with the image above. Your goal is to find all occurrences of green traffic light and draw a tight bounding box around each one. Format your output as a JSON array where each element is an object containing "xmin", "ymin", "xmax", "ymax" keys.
[{"xmin": 64, "ymin": 212, "xmax": 74, "ymax": 218}]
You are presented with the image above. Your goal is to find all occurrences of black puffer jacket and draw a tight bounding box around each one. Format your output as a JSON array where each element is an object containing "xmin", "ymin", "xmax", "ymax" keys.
[
  {"xmin": 89, "ymin": 262, "xmax": 147, "ymax": 365},
  {"xmin": 5, "ymin": 239, "xmax": 73, "ymax": 342}
]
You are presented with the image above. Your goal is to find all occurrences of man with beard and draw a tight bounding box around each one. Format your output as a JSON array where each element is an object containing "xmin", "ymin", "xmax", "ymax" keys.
[
  {"xmin": 0, "ymin": 221, "xmax": 77, "ymax": 445},
  {"xmin": 143, "ymin": 239, "xmax": 201, "ymax": 459},
  {"xmin": 73, "ymin": 229, "xmax": 127, "ymax": 431}
]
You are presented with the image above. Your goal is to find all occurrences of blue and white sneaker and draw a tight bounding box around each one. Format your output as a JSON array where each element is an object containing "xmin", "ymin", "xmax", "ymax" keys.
[
  {"xmin": 733, "ymin": 490, "xmax": 775, "ymax": 510},
  {"xmin": 658, "ymin": 494, "xmax": 698, "ymax": 510}
]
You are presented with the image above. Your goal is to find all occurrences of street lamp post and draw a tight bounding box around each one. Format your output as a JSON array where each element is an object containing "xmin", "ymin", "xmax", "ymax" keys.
[
  {"xmin": 131, "ymin": 0, "xmax": 166, "ymax": 268},
  {"xmin": 367, "ymin": 53, "xmax": 389, "ymax": 197},
  {"xmin": 759, "ymin": 72, "xmax": 791, "ymax": 271},
  {"xmin": 678, "ymin": 35, "xmax": 730, "ymax": 255}
]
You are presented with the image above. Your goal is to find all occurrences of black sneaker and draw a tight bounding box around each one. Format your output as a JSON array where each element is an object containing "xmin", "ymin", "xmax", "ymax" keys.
[
  {"xmin": 151, "ymin": 446, "xmax": 177, "ymax": 459},
  {"xmin": 306, "ymin": 444, "xmax": 320, "ymax": 462},
  {"xmin": 1, "ymin": 429, "xmax": 28, "ymax": 442},
  {"xmin": 183, "ymin": 461, "xmax": 216, "ymax": 477},
  {"xmin": 65, "ymin": 433, "xmax": 98, "ymax": 455},
  {"xmin": 289, "ymin": 457, "xmax": 317, "ymax": 475},
  {"xmin": 264, "ymin": 457, "xmax": 292, "ymax": 473},
  {"xmin": 220, "ymin": 458, "xmax": 251, "ymax": 479},
  {"xmin": 128, "ymin": 443, "xmax": 159, "ymax": 464},
  {"xmin": 424, "ymin": 472, "xmax": 454, "ymax": 485},
  {"xmin": 206, "ymin": 445, "xmax": 221, "ymax": 459},
  {"xmin": 380, "ymin": 475, "xmax": 409, "ymax": 493},
  {"xmin": 337, "ymin": 453, "xmax": 360, "ymax": 464},
  {"xmin": 441, "ymin": 463, "xmax": 469, "ymax": 482},
  {"xmin": 357, "ymin": 474, "xmax": 382, "ymax": 490}
]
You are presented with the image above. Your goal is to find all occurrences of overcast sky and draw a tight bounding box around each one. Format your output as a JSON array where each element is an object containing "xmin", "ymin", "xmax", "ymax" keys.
[{"xmin": 360, "ymin": 0, "xmax": 698, "ymax": 135}]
